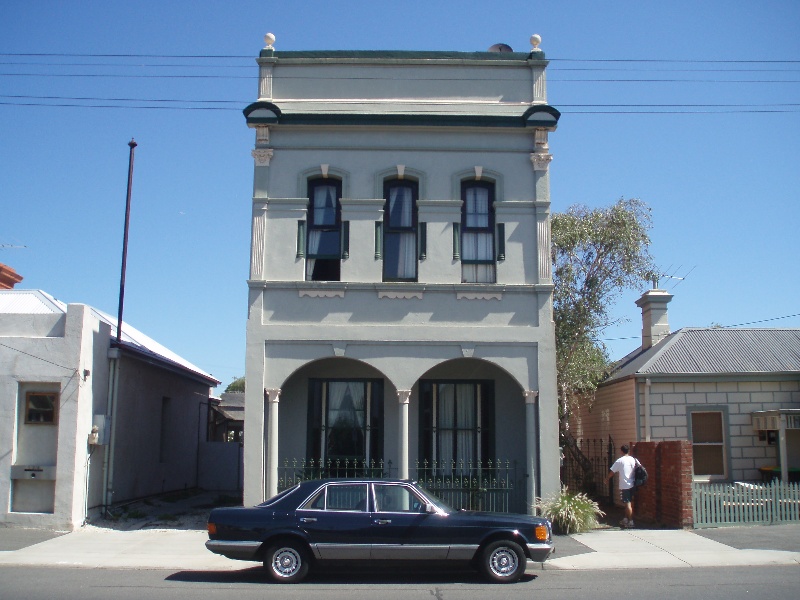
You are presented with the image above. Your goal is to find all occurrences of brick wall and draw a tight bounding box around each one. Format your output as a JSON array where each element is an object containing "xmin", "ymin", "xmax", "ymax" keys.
[{"xmin": 631, "ymin": 440, "xmax": 694, "ymax": 528}]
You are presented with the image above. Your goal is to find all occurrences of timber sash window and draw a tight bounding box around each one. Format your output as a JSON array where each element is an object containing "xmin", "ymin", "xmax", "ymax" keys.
[
  {"xmin": 308, "ymin": 380, "xmax": 383, "ymax": 464},
  {"xmin": 420, "ymin": 381, "xmax": 494, "ymax": 470},
  {"xmin": 690, "ymin": 410, "xmax": 726, "ymax": 478},
  {"xmin": 383, "ymin": 179, "xmax": 418, "ymax": 281},
  {"xmin": 461, "ymin": 181, "xmax": 495, "ymax": 283},
  {"xmin": 306, "ymin": 178, "xmax": 342, "ymax": 281}
]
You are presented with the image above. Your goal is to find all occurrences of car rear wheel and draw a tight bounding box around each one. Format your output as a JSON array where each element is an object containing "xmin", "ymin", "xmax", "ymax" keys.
[
  {"xmin": 480, "ymin": 540, "xmax": 525, "ymax": 583},
  {"xmin": 264, "ymin": 541, "xmax": 310, "ymax": 583}
]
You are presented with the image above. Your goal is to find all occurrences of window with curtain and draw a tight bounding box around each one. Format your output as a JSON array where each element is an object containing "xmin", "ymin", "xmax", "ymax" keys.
[
  {"xmin": 307, "ymin": 380, "xmax": 383, "ymax": 463},
  {"xmin": 419, "ymin": 381, "xmax": 494, "ymax": 471},
  {"xmin": 383, "ymin": 180, "xmax": 418, "ymax": 281},
  {"xmin": 306, "ymin": 178, "xmax": 342, "ymax": 281},
  {"xmin": 690, "ymin": 410, "xmax": 726, "ymax": 478},
  {"xmin": 461, "ymin": 181, "xmax": 495, "ymax": 283}
]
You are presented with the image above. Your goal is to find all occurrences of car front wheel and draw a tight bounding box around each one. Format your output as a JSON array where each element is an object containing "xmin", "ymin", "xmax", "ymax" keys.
[
  {"xmin": 480, "ymin": 540, "xmax": 526, "ymax": 583},
  {"xmin": 264, "ymin": 541, "xmax": 310, "ymax": 583}
]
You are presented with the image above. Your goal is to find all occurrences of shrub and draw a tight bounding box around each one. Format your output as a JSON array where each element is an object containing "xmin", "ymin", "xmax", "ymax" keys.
[{"xmin": 535, "ymin": 486, "xmax": 605, "ymax": 534}]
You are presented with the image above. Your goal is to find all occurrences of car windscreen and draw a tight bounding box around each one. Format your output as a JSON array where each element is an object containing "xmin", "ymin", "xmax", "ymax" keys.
[{"xmin": 415, "ymin": 485, "xmax": 454, "ymax": 514}]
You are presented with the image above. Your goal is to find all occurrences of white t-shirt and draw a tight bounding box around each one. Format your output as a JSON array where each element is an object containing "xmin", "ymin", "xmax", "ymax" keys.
[{"xmin": 610, "ymin": 455, "xmax": 637, "ymax": 490}]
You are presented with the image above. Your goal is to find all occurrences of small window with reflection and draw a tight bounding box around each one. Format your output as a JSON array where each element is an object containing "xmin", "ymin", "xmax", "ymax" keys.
[{"xmin": 25, "ymin": 392, "xmax": 58, "ymax": 424}]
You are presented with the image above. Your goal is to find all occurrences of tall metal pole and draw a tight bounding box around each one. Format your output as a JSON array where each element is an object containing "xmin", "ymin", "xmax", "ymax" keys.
[{"xmin": 116, "ymin": 139, "xmax": 137, "ymax": 343}]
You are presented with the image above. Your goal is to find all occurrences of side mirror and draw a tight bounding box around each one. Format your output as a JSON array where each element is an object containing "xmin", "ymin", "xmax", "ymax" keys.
[{"xmin": 425, "ymin": 503, "xmax": 437, "ymax": 514}]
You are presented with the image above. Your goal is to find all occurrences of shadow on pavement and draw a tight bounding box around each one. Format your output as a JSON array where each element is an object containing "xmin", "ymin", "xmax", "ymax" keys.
[
  {"xmin": 0, "ymin": 528, "xmax": 66, "ymax": 552},
  {"xmin": 167, "ymin": 566, "xmax": 540, "ymax": 585}
]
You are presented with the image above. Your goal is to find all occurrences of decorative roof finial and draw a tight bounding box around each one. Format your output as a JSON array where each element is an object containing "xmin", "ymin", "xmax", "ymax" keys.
[
  {"xmin": 530, "ymin": 34, "xmax": 542, "ymax": 51},
  {"xmin": 264, "ymin": 33, "xmax": 276, "ymax": 50}
]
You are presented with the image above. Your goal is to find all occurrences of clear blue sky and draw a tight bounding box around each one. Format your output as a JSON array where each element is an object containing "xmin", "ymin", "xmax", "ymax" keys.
[{"xmin": 2, "ymin": 1, "xmax": 799, "ymax": 392}]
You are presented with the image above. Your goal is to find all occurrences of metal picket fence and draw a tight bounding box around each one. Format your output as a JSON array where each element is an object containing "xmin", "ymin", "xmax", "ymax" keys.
[
  {"xmin": 414, "ymin": 459, "xmax": 521, "ymax": 513},
  {"xmin": 278, "ymin": 458, "xmax": 393, "ymax": 491},
  {"xmin": 692, "ymin": 480, "xmax": 800, "ymax": 528},
  {"xmin": 276, "ymin": 457, "xmax": 521, "ymax": 513}
]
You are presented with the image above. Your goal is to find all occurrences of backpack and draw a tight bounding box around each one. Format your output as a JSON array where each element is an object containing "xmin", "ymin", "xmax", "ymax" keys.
[{"xmin": 633, "ymin": 460, "xmax": 648, "ymax": 488}]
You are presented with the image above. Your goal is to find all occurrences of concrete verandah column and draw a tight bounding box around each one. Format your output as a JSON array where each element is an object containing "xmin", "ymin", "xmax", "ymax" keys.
[
  {"xmin": 525, "ymin": 390, "xmax": 539, "ymax": 514},
  {"xmin": 265, "ymin": 388, "xmax": 281, "ymax": 499},
  {"xmin": 397, "ymin": 390, "xmax": 411, "ymax": 479}
]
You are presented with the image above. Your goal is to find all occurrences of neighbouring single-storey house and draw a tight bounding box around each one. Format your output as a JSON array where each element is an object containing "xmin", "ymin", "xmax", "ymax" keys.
[
  {"xmin": 241, "ymin": 34, "xmax": 562, "ymax": 513},
  {"xmin": 209, "ymin": 392, "xmax": 244, "ymax": 443},
  {"xmin": 572, "ymin": 289, "xmax": 800, "ymax": 483},
  {"xmin": 0, "ymin": 289, "xmax": 219, "ymax": 530}
]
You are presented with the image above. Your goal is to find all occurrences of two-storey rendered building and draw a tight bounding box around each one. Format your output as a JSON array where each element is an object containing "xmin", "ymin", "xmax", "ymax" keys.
[{"xmin": 242, "ymin": 35, "xmax": 560, "ymax": 513}]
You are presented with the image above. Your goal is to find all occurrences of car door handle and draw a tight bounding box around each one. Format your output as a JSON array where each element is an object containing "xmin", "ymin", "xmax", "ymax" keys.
[
  {"xmin": 300, "ymin": 517, "xmax": 317, "ymax": 523},
  {"xmin": 374, "ymin": 519, "xmax": 391, "ymax": 525}
]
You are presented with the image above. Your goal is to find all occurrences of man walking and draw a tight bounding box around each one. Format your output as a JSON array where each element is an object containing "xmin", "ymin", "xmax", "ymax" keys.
[{"xmin": 608, "ymin": 444, "xmax": 636, "ymax": 528}]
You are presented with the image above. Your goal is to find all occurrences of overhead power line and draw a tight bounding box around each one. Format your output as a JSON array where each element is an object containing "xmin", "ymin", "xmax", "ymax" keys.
[{"xmin": 1, "ymin": 52, "xmax": 799, "ymax": 63}]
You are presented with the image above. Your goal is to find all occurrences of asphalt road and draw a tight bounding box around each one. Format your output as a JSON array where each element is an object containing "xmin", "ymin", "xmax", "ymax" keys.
[{"xmin": 1, "ymin": 564, "xmax": 798, "ymax": 600}]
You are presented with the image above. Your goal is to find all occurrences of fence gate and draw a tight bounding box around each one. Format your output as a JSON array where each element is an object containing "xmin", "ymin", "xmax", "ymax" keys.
[{"xmin": 560, "ymin": 435, "xmax": 614, "ymax": 503}]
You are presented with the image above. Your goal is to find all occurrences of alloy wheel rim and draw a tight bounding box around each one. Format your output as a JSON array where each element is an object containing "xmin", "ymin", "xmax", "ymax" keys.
[
  {"xmin": 273, "ymin": 548, "xmax": 301, "ymax": 577},
  {"xmin": 490, "ymin": 547, "xmax": 518, "ymax": 576}
]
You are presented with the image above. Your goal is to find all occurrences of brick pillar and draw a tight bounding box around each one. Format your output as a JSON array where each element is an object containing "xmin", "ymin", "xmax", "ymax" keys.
[
  {"xmin": 631, "ymin": 440, "xmax": 694, "ymax": 528},
  {"xmin": 631, "ymin": 442, "xmax": 657, "ymax": 524}
]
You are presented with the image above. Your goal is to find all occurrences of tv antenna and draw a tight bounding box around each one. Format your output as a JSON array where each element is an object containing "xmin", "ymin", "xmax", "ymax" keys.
[{"xmin": 652, "ymin": 265, "xmax": 696, "ymax": 289}]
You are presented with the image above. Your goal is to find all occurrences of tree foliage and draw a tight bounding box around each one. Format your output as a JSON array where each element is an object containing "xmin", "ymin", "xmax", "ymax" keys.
[
  {"xmin": 225, "ymin": 376, "xmax": 245, "ymax": 393},
  {"xmin": 551, "ymin": 198, "xmax": 657, "ymax": 424}
]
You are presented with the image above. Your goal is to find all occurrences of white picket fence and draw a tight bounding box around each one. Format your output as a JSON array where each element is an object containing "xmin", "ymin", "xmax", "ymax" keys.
[{"xmin": 692, "ymin": 480, "xmax": 800, "ymax": 528}]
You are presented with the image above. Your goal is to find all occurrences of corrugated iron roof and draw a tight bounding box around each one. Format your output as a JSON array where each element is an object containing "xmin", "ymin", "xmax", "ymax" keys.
[
  {"xmin": 0, "ymin": 289, "xmax": 66, "ymax": 314},
  {"xmin": 607, "ymin": 327, "xmax": 800, "ymax": 381},
  {"xmin": 0, "ymin": 289, "xmax": 218, "ymax": 385}
]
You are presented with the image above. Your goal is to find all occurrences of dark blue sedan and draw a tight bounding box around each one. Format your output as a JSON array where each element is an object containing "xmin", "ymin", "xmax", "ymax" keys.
[{"xmin": 206, "ymin": 478, "xmax": 553, "ymax": 583}]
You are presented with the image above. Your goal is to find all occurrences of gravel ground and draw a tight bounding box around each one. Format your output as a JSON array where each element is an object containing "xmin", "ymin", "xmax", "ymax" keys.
[{"xmin": 86, "ymin": 490, "xmax": 242, "ymax": 531}]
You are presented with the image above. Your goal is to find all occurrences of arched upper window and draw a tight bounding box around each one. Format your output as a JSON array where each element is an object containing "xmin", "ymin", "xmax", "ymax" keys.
[
  {"xmin": 383, "ymin": 179, "xmax": 418, "ymax": 282},
  {"xmin": 461, "ymin": 180, "xmax": 495, "ymax": 283},
  {"xmin": 307, "ymin": 177, "xmax": 342, "ymax": 281}
]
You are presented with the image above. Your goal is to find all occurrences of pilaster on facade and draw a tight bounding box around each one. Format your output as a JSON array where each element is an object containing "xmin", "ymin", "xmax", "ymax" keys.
[
  {"xmin": 536, "ymin": 210, "xmax": 553, "ymax": 283},
  {"xmin": 530, "ymin": 151, "xmax": 553, "ymax": 172},
  {"xmin": 252, "ymin": 148, "xmax": 274, "ymax": 167},
  {"xmin": 250, "ymin": 203, "xmax": 267, "ymax": 280}
]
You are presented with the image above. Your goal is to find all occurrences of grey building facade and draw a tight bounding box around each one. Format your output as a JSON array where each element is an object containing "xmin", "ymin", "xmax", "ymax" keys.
[{"xmin": 242, "ymin": 35, "xmax": 561, "ymax": 513}]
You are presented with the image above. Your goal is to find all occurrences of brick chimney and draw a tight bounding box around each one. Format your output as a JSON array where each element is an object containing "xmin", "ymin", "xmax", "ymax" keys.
[
  {"xmin": 0, "ymin": 263, "xmax": 23, "ymax": 289},
  {"xmin": 636, "ymin": 289, "xmax": 672, "ymax": 349}
]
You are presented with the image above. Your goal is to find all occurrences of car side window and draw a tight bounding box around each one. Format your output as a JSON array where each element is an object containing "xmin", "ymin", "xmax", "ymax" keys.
[
  {"xmin": 374, "ymin": 484, "xmax": 425, "ymax": 513},
  {"xmin": 326, "ymin": 484, "xmax": 368, "ymax": 512},
  {"xmin": 302, "ymin": 488, "xmax": 326, "ymax": 510}
]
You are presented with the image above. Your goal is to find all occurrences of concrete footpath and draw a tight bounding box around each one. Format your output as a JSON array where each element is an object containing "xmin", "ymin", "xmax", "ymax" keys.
[{"xmin": 1, "ymin": 524, "xmax": 799, "ymax": 572}]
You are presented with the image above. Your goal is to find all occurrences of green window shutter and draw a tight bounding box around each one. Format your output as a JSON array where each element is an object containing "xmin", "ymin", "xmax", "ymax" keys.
[
  {"xmin": 496, "ymin": 223, "xmax": 506, "ymax": 261},
  {"xmin": 341, "ymin": 221, "xmax": 350, "ymax": 259},
  {"xmin": 452, "ymin": 222, "xmax": 461, "ymax": 261},
  {"xmin": 418, "ymin": 222, "xmax": 427, "ymax": 260},
  {"xmin": 297, "ymin": 220, "xmax": 306, "ymax": 258},
  {"xmin": 374, "ymin": 221, "xmax": 383, "ymax": 259}
]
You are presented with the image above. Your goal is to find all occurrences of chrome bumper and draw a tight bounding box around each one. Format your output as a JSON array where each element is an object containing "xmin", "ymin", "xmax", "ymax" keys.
[
  {"xmin": 526, "ymin": 542, "xmax": 555, "ymax": 563},
  {"xmin": 205, "ymin": 539, "xmax": 261, "ymax": 561}
]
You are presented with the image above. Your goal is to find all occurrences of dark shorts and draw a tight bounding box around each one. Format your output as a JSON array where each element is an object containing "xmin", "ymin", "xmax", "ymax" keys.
[{"xmin": 621, "ymin": 488, "xmax": 635, "ymax": 503}]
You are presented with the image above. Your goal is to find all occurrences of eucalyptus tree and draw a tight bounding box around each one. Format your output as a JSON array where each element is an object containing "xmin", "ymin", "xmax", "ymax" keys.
[{"xmin": 551, "ymin": 198, "xmax": 657, "ymax": 430}]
